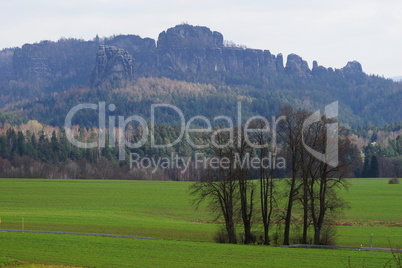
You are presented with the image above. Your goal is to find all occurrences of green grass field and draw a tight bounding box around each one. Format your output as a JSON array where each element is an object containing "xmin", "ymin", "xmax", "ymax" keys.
[{"xmin": 0, "ymin": 178, "xmax": 400, "ymax": 267}]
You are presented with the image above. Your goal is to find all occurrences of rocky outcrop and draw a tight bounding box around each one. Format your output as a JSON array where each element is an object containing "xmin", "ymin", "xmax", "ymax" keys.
[
  {"xmin": 276, "ymin": 53, "xmax": 284, "ymax": 72},
  {"xmin": 312, "ymin": 60, "xmax": 328, "ymax": 76},
  {"xmin": 342, "ymin": 60, "xmax": 363, "ymax": 73},
  {"xmin": 0, "ymin": 48, "xmax": 14, "ymax": 83},
  {"xmin": 157, "ymin": 24, "xmax": 223, "ymax": 49},
  {"xmin": 285, "ymin": 54, "xmax": 311, "ymax": 76},
  {"xmin": 156, "ymin": 24, "xmax": 282, "ymax": 78},
  {"xmin": 106, "ymin": 35, "xmax": 156, "ymax": 75},
  {"xmin": 12, "ymin": 40, "xmax": 98, "ymax": 86},
  {"xmin": 91, "ymin": 45, "xmax": 135, "ymax": 86},
  {"xmin": 156, "ymin": 24, "xmax": 225, "ymax": 75}
]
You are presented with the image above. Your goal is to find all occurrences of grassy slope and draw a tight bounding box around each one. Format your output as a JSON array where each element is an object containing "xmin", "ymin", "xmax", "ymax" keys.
[
  {"xmin": 342, "ymin": 178, "xmax": 402, "ymax": 223},
  {"xmin": 0, "ymin": 178, "xmax": 400, "ymax": 267},
  {"xmin": 0, "ymin": 179, "xmax": 214, "ymax": 242},
  {"xmin": 335, "ymin": 178, "xmax": 402, "ymax": 248}
]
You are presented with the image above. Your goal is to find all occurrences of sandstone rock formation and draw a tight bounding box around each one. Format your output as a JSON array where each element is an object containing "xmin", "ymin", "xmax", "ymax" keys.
[
  {"xmin": 157, "ymin": 24, "xmax": 223, "ymax": 49},
  {"xmin": 342, "ymin": 60, "xmax": 363, "ymax": 73},
  {"xmin": 312, "ymin": 60, "xmax": 328, "ymax": 76},
  {"xmin": 11, "ymin": 40, "xmax": 98, "ymax": 86},
  {"xmin": 156, "ymin": 24, "xmax": 282, "ymax": 79},
  {"xmin": 285, "ymin": 54, "xmax": 311, "ymax": 76},
  {"xmin": 106, "ymin": 35, "xmax": 156, "ymax": 75},
  {"xmin": 0, "ymin": 24, "xmax": 366, "ymax": 93},
  {"xmin": 91, "ymin": 45, "xmax": 135, "ymax": 86}
]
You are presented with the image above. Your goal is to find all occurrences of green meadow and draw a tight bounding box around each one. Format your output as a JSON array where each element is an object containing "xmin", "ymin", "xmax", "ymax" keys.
[{"xmin": 0, "ymin": 178, "xmax": 400, "ymax": 267}]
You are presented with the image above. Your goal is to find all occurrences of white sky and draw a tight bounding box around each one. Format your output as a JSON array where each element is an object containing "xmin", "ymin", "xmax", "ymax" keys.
[{"xmin": 1, "ymin": 0, "xmax": 401, "ymax": 77}]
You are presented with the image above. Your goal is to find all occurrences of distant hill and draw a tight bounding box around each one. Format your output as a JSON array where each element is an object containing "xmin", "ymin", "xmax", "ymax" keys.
[{"xmin": 0, "ymin": 24, "xmax": 401, "ymax": 128}]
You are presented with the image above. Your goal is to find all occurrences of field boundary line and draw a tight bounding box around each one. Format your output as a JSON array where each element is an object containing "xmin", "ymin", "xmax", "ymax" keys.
[
  {"xmin": 284, "ymin": 244, "xmax": 402, "ymax": 252},
  {"xmin": 0, "ymin": 229, "xmax": 160, "ymax": 240}
]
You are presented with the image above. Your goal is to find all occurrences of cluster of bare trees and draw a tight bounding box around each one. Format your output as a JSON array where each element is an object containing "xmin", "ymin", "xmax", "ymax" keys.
[
  {"xmin": 190, "ymin": 127, "xmax": 256, "ymax": 244},
  {"xmin": 190, "ymin": 106, "xmax": 360, "ymax": 245}
]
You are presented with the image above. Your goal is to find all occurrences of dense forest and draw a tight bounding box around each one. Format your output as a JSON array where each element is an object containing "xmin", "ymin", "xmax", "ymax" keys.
[
  {"xmin": 4, "ymin": 76, "xmax": 401, "ymax": 129},
  {"xmin": 0, "ymin": 120, "xmax": 202, "ymax": 180}
]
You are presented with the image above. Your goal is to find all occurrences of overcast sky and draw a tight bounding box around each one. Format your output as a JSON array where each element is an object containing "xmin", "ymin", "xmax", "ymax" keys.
[{"xmin": 1, "ymin": 0, "xmax": 401, "ymax": 77}]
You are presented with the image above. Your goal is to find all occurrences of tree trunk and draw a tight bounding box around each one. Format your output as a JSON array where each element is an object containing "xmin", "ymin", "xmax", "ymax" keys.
[
  {"xmin": 260, "ymin": 167, "xmax": 272, "ymax": 245},
  {"xmin": 313, "ymin": 227, "xmax": 321, "ymax": 245},
  {"xmin": 240, "ymin": 185, "xmax": 254, "ymax": 244},
  {"xmin": 226, "ymin": 220, "xmax": 237, "ymax": 244},
  {"xmin": 261, "ymin": 175, "xmax": 270, "ymax": 245},
  {"xmin": 283, "ymin": 177, "xmax": 296, "ymax": 245},
  {"xmin": 302, "ymin": 177, "xmax": 308, "ymax": 244}
]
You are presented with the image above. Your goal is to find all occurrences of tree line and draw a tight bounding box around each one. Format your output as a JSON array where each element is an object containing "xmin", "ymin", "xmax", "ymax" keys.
[
  {"xmin": 0, "ymin": 123, "xmax": 198, "ymax": 180},
  {"xmin": 360, "ymin": 136, "xmax": 402, "ymax": 178}
]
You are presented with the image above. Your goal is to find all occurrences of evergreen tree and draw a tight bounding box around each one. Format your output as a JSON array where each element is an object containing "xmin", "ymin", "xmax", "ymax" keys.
[
  {"xmin": 16, "ymin": 131, "xmax": 26, "ymax": 156},
  {"xmin": 0, "ymin": 136, "xmax": 10, "ymax": 159},
  {"xmin": 369, "ymin": 155, "xmax": 379, "ymax": 178},
  {"xmin": 361, "ymin": 157, "xmax": 370, "ymax": 178},
  {"xmin": 396, "ymin": 135, "xmax": 402, "ymax": 156}
]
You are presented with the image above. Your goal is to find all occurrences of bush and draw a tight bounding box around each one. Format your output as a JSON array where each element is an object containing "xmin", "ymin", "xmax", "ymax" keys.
[
  {"xmin": 237, "ymin": 232, "xmax": 257, "ymax": 245},
  {"xmin": 320, "ymin": 225, "xmax": 338, "ymax": 246},
  {"xmin": 213, "ymin": 227, "xmax": 228, "ymax": 244},
  {"xmin": 389, "ymin": 178, "xmax": 400, "ymax": 184},
  {"xmin": 272, "ymin": 231, "xmax": 281, "ymax": 246}
]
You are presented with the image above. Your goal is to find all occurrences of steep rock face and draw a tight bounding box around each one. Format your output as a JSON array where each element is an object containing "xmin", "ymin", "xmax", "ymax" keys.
[
  {"xmin": 10, "ymin": 36, "xmax": 155, "ymax": 89},
  {"xmin": 285, "ymin": 53, "xmax": 311, "ymax": 76},
  {"xmin": 276, "ymin": 53, "xmax": 284, "ymax": 72},
  {"xmin": 156, "ymin": 24, "xmax": 281, "ymax": 78},
  {"xmin": 312, "ymin": 60, "xmax": 328, "ymax": 76},
  {"xmin": 91, "ymin": 45, "xmax": 135, "ymax": 86},
  {"xmin": 157, "ymin": 25, "xmax": 223, "ymax": 75},
  {"xmin": 0, "ymin": 49, "xmax": 14, "ymax": 83},
  {"xmin": 12, "ymin": 40, "xmax": 98, "ymax": 87},
  {"xmin": 157, "ymin": 24, "xmax": 223, "ymax": 49},
  {"xmin": 105, "ymin": 35, "xmax": 156, "ymax": 75}
]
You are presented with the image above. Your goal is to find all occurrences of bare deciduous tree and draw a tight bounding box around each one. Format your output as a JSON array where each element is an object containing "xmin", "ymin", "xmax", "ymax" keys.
[
  {"xmin": 277, "ymin": 106, "xmax": 309, "ymax": 245},
  {"xmin": 248, "ymin": 119, "xmax": 277, "ymax": 245},
  {"xmin": 234, "ymin": 127, "xmax": 255, "ymax": 244},
  {"xmin": 190, "ymin": 131, "xmax": 238, "ymax": 244}
]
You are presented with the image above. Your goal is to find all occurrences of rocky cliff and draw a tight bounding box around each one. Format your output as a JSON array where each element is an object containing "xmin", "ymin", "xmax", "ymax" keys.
[
  {"xmin": 0, "ymin": 24, "xmax": 364, "ymax": 96},
  {"xmin": 106, "ymin": 35, "xmax": 156, "ymax": 76},
  {"xmin": 156, "ymin": 24, "xmax": 285, "ymax": 81},
  {"xmin": 285, "ymin": 54, "xmax": 311, "ymax": 76},
  {"xmin": 91, "ymin": 45, "xmax": 135, "ymax": 86},
  {"xmin": 0, "ymin": 48, "xmax": 14, "ymax": 82},
  {"xmin": 11, "ymin": 39, "xmax": 98, "ymax": 87}
]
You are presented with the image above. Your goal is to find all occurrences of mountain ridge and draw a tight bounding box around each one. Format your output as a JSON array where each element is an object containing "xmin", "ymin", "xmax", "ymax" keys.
[
  {"xmin": 1, "ymin": 24, "xmax": 365, "ymax": 92},
  {"xmin": 0, "ymin": 24, "xmax": 401, "ymax": 128}
]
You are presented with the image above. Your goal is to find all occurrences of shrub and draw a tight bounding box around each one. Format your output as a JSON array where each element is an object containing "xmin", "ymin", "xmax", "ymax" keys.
[
  {"xmin": 389, "ymin": 178, "xmax": 400, "ymax": 184},
  {"xmin": 213, "ymin": 227, "xmax": 228, "ymax": 244},
  {"xmin": 320, "ymin": 225, "xmax": 338, "ymax": 246},
  {"xmin": 237, "ymin": 232, "xmax": 257, "ymax": 245},
  {"xmin": 271, "ymin": 232, "xmax": 281, "ymax": 246}
]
